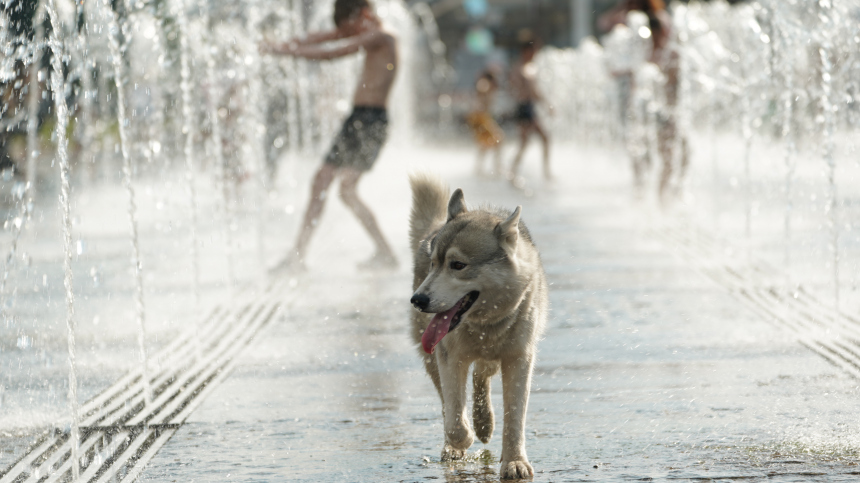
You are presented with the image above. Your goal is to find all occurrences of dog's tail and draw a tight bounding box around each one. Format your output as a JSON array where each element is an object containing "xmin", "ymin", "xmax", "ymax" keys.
[{"xmin": 409, "ymin": 173, "xmax": 449, "ymax": 254}]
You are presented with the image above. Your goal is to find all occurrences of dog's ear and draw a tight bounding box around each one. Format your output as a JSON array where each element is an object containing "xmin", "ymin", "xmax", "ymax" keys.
[
  {"xmin": 420, "ymin": 237, "xmax": 433, "ymax": 257},
  {"xmin": 447, "ymin": 189, "xmax": 467, "ymax": 221},
  {"xmin": 496, "ymin": 206, "xmax": 521, "ymax": 254}
]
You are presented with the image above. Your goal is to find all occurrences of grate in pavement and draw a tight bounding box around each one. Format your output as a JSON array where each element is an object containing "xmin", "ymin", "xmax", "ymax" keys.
[
  {"xmin": 0, "ymin": 280, "xmax": 290, "ymax": 483},
  {"xmin": 657, "ymin": 223, "xmax": 860, "ymax": 379}
]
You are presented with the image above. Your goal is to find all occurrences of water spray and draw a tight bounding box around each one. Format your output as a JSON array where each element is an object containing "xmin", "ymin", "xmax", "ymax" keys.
[
  {"xmin": 103, "ymin": 0, "xmax": 152, "ymax": 407},
  {"xmin": 44, "ymin": 0, "xmax": 81, "ymax": 476}
]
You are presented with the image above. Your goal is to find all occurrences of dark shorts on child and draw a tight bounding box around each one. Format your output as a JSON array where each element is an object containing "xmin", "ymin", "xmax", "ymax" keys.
[
  {"xmin": 514, "ymin": 102, "xmax": 536, "ymax": 123},
  {"xmin": 324, "ymin": 106, "xmax": 388, "ymax": 172}
]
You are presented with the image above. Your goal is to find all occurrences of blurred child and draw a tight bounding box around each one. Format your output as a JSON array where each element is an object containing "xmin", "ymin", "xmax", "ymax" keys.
[
  {"xmin": 466, "ymin": 69, "xmax": 504, "ymax": 177},
  {"xmin": 508, "ymin": 40, "xmax": 551, "ymax": 185},
  {"xmin": 261, "ymin": 0, "xmax": 398, "ymax": 272},
  {"xmin": 600, "ymin": 0, "xmax": 689, "ymax": 203},
  {"xmin": 648, "ymin": 7, "xmax": 689, "ymax": 204}
]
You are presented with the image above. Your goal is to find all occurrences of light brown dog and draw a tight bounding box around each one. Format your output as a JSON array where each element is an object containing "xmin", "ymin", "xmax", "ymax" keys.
[{"xmin": 408, "ymin": 174, "xmax": 548, "ymax": 479}]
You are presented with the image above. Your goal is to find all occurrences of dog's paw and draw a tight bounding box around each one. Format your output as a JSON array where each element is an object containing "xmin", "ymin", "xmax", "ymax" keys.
[
  {"xmin": 445, "ymin": 423, "xmax": 475, "ymax": 450},
  {"xmin": 500, "ymin": 459, "xmax": 534, "ymax": 479},
  {"xmin": 440, "ymin": 445, "xmax": 467, "ymax": 461}
]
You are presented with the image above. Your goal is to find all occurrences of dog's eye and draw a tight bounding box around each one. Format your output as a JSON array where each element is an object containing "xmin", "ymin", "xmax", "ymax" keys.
[{"xmin": 449, "ymin": 261, "xmax": 467, "ymax": 271}]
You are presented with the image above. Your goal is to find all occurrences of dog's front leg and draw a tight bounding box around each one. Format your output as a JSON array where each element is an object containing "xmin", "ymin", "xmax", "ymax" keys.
[
  {"xmin": 500, "ymin": 354, "xmax": 535, "ymax": 479},
  {"xmin": 437, "ymin": 349, "xmax": 474, "ymax": 461}
]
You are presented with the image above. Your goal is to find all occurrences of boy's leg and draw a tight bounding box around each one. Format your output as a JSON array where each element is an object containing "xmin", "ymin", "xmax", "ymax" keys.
[
  {"xmin": 533, "ymin": 120, "xmax": 551, "ymax": 180},
  {"xmin": 291, "ymin": 163, "xmax": 337, "ymax": 263},
  {"xmin": 338, "ymin": 167, "xmax": 397, "ymax": 265},
  {"xmin": 509, "ymin": 124, "xmax": 532, "ymax": 181}
]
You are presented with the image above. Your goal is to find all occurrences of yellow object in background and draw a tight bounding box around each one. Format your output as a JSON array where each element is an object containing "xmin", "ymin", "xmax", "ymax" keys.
[{"xmin": 466, "ymin": 111, "xmax": 504, "ymax": 149}]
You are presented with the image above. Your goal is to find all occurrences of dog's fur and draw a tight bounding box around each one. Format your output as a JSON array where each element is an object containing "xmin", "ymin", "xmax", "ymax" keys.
[{"xmin": 409, "ymin": 174, "xmax": 548, "ymax": 479}]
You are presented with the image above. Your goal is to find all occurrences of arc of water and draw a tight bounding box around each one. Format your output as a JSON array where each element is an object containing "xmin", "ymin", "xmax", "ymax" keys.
[
  {"xmin": 740, "ymin": 71, "xmax": 753, "ymax": 261},
  {"xmin": 757, "ymin": 4, "xmax": 779, "ymax": 272},
  {"xmin": 771, "ymin": 11, "xmax": 797, "ymax": 288},
  {"xmin": 197, "ymin": 0, "xmax": 236, "ymax": 300},
  {"xmin": 73, "ymin": 0, "xmax": 97, "ymax": 182},
  {"xmin": 727, "ymin": 8, "xmax": 763, "ymax": 263},
  {"xmin": 102, "ymin": 0, "xmax": 152, "ymax": 407},
  {"xmin": 175, "ymin": 0, "xmax": 201, "ymax": 309},
  {"xmin": 246, "ymin": 0, "xmax": 268, "ymax": 278},
  {"xmin": 672, "ymin": 8, "xmax": 690, "ymax": 207},
  {"xmin": 412, "ymin": 3, "xmax": 452, "ymax": 130},
  {"xmin": 285, "ymin": 0, "xmax": 300, "ymax": 154},
  {"xmin": 708, "ymin": 94, "xmax": 719, "ymax": 228},
  {"xmin": 0, "ymin": 0, "xmax": 46, "ymax": 322},
  {"xmin": 817, "ymin": 1, "xmax": 839, "ymax": 309},
  {"xmin": 25, "ymin": 0, "xmax": 45, "ymax": 195},
  {"xmin": 43, "ymin": 0, "xmax": 81, "ymax": 478},
  {"xmin": 293, "ymin": 3, "xmax": 314, "ymax": 154}
]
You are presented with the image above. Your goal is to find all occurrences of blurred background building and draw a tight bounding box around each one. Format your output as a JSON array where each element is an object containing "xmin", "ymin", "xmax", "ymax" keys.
[
  {"xmin": 407, "ymin": 0, "xmax": 746, "ymax": 135},
  {"xmin": 415, "ymin": 0, "xmax": 619, "ymax": 93}
]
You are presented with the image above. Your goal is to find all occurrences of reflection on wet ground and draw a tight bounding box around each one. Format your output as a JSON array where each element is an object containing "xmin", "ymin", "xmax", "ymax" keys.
[
  {"xmin": 3, "ymin": 144, "xmax": 859, "ymax": 481},
  {"xmin": 136, "ymin": 146, "xmax": 860, "ymax": 481}
]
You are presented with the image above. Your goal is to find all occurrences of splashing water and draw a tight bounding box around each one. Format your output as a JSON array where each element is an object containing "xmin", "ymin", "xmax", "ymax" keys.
[
  {"xmin": 103, "ymin": 0, "xmax": 152, "ymax": 407},
  {"xmin": 816, "ymin": 1, "xmax": 839, "ymax": 308},
  {"xmin": 285, "ymin": 0, "xmax": 301, "ymax": 154},
  {"xmin": 44, "ymin": 0, "xmax": 80, "ymax": 477},
  {"xmin": 244, "ymin": 1, "xmax": 268, "ymax": 278},
  {"xmin": 176, "ymin": 0, "xmax": 201, "ymax": 308},
  {"xmin": 198, "ymin": 0, "xmax": 235, "ymax": 299},
  {"xmin": 0, "ymin": 2, "xmax": 43, "ymax": 324},
  {"xmin": 768, "ymin": 0, "xmax": 798, "ymax": 282},
  {"xmin": 25, "ymin": 1, "xmax": 44, "ymax": 194},
  {"xmin": 293, "ymin": 7, "xmax": 314, "ymax": 154}
]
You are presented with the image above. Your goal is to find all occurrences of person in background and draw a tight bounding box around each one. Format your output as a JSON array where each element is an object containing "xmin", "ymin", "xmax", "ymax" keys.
[
  {"xmin": 466, "ymin": 69, "xmax": 505, "ymax": 177},
  {"xmin": 508, "ymin": 39, "xmax": 551, "ymax": 186},
  {"xmin": 260, "ymin": 0, "xmax": 398, "ymax": 272},
  {"xmin": 600, "ymin": 0, "xmax": 689, "ymax": 204},
  {"xmin": 647, "ymin": 5, "xmax": 689, "ymax": 204}
]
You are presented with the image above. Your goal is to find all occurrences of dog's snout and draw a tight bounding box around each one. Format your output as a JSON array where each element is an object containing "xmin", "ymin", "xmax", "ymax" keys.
[{"xmin": 411, "ymin": 293, "xmax": 430, "ymax": 311}]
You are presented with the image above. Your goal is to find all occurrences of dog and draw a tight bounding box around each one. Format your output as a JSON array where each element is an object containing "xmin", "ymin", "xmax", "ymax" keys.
[{"xmin": 408, "ymin": 174, "xmax": 548, "ymax": 479}]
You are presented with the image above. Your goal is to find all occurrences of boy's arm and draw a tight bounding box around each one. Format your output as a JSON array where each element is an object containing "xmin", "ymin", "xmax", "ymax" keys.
[
  {"xmin": 290, "ymin": 30, "xmax": 386, "ymax": 60},
  {"xmin": 260, "ymin": 29, "xmax": 343, "ymax": 56},
  {"xmin": 298, "ymin": 29, "xmax": 344, "ymax": 45}
]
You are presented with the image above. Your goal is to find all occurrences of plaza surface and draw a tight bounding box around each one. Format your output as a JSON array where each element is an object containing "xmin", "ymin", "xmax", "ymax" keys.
[{"xmin": 2, "ymin": 142, "xmax": 860, "ymax": 482}]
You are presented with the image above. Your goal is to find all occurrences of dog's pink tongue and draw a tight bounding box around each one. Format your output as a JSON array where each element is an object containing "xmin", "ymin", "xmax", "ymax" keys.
[{"xmin": 421, "ymin": 304, "xmax": 460, "ymax": 354}]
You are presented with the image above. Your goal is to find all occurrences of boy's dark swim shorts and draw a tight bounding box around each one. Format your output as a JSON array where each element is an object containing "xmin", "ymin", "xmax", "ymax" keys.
[
  {"xmin": 324, "ymin": 106, "xmax": 388, "ymax": 172},
  {"xmin": 514, "ymin": 101, "xmax": 536, "ymax": 123}
]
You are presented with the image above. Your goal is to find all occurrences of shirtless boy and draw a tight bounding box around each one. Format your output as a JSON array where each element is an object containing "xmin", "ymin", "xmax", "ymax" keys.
[
  {"xmin": 261, "ymin": 0, "xmax": 398, "ymax": 271},
  {"xmin": 508, "ymin": 41, "xmax": 551, "ymax": 185}
]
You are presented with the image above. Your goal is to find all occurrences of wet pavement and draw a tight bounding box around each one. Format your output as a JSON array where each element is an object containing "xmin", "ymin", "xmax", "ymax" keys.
[
  {"xmin": 2, "ymin": 142, "xmax": 860, "ymax": 482},
  {"xmin": 138, "ymin": 144, "xmax": 860, "ymax": 481}
]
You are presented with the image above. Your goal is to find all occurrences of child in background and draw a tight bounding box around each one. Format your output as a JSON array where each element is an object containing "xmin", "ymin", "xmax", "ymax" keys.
[
  {"xmin": 508, "ymin": 40, "xmax": 551, "ymax": 186},
  {"xmin": 466, "ymin": 69, "xmax": 505, "ymax": 177},
  {"xmin": 261, "ymin": 0, "xmax": 398, "ymax": 272}
]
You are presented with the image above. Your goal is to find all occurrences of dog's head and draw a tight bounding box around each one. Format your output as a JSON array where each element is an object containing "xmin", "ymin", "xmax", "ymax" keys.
[{"xmin": 411, "ymin": 188, "xmax": 528, "ymax": 354}]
